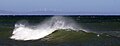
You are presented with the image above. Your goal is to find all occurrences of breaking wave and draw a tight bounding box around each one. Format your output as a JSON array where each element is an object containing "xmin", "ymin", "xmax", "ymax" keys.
[{"xmin": 10, "ymin": 16, "xmax": 81, "ymax": 41}]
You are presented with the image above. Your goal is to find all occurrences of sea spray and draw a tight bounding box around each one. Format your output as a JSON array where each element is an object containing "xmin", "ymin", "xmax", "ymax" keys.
[{"xmin": 10, "ymin": 16, "xmax": 80, "ymax": 41}]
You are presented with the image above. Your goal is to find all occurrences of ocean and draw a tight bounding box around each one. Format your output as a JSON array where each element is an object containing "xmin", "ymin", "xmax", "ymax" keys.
[{"xmin": 0, "ymin": 15, "xmax": 120, "ymax": 46}]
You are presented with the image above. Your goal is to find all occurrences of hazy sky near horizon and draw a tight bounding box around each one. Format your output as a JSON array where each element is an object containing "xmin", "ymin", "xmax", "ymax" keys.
[{"xmin": 0, "ymin": 0, "xmax": 120, "ymax": 12}]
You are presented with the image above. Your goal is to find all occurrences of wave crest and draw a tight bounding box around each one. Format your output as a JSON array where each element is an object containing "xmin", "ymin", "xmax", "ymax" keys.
[{"xmin": 10, "ymin": 16, "xmax": 80, "ymax": 41}]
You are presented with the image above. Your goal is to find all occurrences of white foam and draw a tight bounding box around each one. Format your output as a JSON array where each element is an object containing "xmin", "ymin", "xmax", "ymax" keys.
[
  {"xmin": 10, "ymin": 16, "xmax": 80, "ymax": 41},
  {"xmin": 97, "ymin": 34, "xmax": 100, "ymax": 37}
]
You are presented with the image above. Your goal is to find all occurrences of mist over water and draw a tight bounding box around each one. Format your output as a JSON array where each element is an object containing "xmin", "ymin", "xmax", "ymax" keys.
[{"xmin": 10, "ymin": 16, "xmax": 81, "ymax": 41}]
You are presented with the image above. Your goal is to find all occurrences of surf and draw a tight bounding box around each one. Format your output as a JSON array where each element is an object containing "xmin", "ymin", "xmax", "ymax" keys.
[{"xmin": 10, "ymin": 16, "xmax": 81, "ymax": 41}]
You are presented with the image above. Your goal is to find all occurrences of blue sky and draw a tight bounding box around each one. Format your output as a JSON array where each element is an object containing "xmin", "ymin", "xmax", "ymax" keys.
[{"xmin": 0, "ymin": 0, "xmax": 120, "ymax": 13}]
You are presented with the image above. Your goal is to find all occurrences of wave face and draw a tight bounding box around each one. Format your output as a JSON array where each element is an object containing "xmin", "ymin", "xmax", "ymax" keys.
[{"xmin": 10, "ymin": 16, "xmax": 80, "ymax": 41}]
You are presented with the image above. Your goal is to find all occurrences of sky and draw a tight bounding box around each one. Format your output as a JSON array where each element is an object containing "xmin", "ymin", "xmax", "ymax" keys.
[{"xmin": 0, "ymin": 0, "xmax": 120, "ymax": 13}]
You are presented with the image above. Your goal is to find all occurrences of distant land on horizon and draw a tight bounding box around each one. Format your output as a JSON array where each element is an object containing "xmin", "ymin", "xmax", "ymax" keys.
[{"xmin": 0, "ymin": 10, "xmax": 120, "ymax": 15}]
